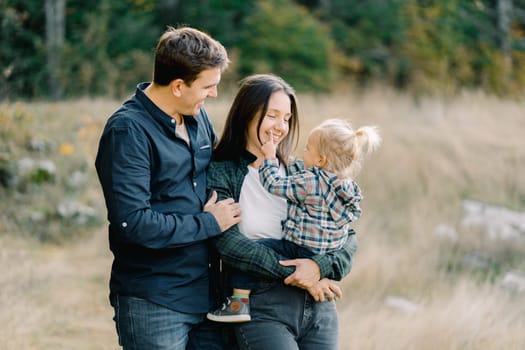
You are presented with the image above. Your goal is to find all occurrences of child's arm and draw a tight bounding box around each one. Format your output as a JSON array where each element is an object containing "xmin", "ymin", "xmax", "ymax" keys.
[
  {"xmin": 261, "ymin": 141, "xmax": 277, "ymax": 159},
  {"xmin": 259, "ymin": 159, "xmax": 313, "ymax": 204},
  {"xmin": 260, "ymin": 132, "xmax": 277, "ymax": 160},
  {"xmin": 259, "ymin": 130, "xmax": 311, "ymax": 203}
]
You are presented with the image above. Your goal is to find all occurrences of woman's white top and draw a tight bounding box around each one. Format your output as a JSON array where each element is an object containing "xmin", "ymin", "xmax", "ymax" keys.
[{"xmin": 238, "ymin": 164, "xmax": 287, "ymax": 240}]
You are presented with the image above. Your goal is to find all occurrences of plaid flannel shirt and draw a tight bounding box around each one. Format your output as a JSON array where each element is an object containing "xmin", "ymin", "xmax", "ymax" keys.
[
  {"xmin": 207, "ymin": 150, "xmax": 357, "ymax": 281},
  {"xmin": 259, "ymin": 158, "xmax": 362, "ymax": 255}
]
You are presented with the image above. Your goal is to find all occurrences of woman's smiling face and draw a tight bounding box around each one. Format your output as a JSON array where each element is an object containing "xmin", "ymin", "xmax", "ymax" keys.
[{"xmin": 246, "ymin": 90, "xmax": 292, "ymax": 158}]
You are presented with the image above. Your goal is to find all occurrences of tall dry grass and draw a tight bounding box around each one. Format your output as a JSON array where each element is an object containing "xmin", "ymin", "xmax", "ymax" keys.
[
  {"xmin": 1, "ymin": 88, "xmax": 524, "ymax": 349},
  {"xmin": 289, "ymin": 88, "xmax": 525, "ymax": 349}
]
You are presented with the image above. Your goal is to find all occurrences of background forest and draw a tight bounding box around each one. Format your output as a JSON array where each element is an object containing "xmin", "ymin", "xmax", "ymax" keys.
[{"xmin": 2, "ymin": 0, "xmax": 525, "ymax": 100}]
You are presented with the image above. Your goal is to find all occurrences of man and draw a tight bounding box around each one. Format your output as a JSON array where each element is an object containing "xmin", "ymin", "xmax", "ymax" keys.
[{"xmin": 95, "ymin": 26, "xmax": 240, "ymax": 350}]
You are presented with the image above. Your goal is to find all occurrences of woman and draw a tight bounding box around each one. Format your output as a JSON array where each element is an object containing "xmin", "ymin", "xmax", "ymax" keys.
[{"xmin": 207, "ymin": 74, "xmax": 358, "ymax": 349}]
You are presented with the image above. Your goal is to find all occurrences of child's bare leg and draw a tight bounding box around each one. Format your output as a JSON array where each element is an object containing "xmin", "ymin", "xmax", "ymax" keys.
[{"xmin": 233, "ymin": 288, "xmax": 251, "ymax": 298}]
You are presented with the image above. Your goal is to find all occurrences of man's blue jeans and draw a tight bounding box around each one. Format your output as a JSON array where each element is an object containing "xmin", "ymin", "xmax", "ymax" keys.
[{"xmin": 110, "ymin": 294, "xmax": 223, "ymax": 350}]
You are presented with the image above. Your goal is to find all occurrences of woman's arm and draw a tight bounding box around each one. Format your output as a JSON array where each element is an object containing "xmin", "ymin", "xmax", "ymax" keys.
[
  {"xmin": 278, "ymin": 233, "xmax": 356, "ymax": 301},
  {"xmin": 207, "ymin": 161, "xmax": 295, "ymax": 280},
  {"xmin": 208, "ymin": 160, "xmax": 357, "ymax": 283},
  {"xmin": 281, "ymin": 231, "xmax": 357, "ymax": 289},
  {"xmin": 309, "ymin": 231, "xmax": 357, "ymax": 281},
  {"xmin": 214, "ymin": 227, "xmax": 295, "ymax": 279}
]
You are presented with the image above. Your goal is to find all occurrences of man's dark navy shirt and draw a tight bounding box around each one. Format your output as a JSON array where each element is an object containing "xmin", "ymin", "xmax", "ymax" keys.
[{"xmin": 95, "ymin": 83, "xmax": 222, "ymax": 313}]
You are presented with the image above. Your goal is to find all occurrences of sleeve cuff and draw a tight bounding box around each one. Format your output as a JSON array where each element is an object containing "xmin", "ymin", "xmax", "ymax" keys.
[
  {"xmin": 202, "ymin": 212, "xmax": 222, "ymax": 238},
  {"xmin": 310, "ymin": 254, "xmax": 331, "ymax": 279}
]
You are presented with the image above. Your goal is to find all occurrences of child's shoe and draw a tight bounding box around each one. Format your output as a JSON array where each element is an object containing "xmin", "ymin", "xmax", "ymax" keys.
[{"xmin": 206, "ymin": 296, "xmax": 251, "ymax": 323}]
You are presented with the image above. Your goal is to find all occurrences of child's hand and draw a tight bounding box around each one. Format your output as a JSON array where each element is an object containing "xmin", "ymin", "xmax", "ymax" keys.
[
  {"xmin": 261, "ymin": 141, "xmax": 276, "ymax": 159},
  {"xmin": 261, "ymin": 130, "xmax": 277, "ymax": 159}
]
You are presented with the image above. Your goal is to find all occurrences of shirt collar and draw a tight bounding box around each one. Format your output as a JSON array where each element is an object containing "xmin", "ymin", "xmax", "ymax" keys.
[
  {"xmin": 135, "ymin": 82, "xmax": 198, "ymax": 130},
  {"xmin": 239, "ymin": 149, "xmax": 258, "ymax": 166}
]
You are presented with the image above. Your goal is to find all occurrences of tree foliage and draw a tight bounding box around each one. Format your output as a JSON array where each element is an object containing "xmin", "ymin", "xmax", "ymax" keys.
[
  {"xmin": 1, "ymin": 0, "xmax": 525, "ymax": 99},
  {"xmin": 239, "ymin": 0, "xmax": 334, "ymax": 91},
  {"xmin": 1, "ymin": 0, "xmax": 46, "ymax": 98}
]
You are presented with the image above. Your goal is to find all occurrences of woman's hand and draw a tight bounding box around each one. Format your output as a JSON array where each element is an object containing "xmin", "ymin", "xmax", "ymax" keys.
[
  {"xmin": 280, "ymin": 258, "xmax": 321, "ymax": 289},
  {"xmin": 306, "ymin": 278, "xmax": 342, "ymax": 302}
]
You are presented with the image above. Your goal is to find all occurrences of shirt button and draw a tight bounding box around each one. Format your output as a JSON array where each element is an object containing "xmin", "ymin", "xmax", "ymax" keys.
[
  {"xmin": 171, "ymin": 119, "xmax": 176, "ymax": 124},
  {"xmin": 193, "ymin": 182, "xmax": 197, "ymax": 187},
  {"xmin": 121, "ymin": 222, "xmax": 127, "ymax": 228}
]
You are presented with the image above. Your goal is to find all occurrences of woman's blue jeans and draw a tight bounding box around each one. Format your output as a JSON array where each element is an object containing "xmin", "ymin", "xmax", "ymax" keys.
[{"xmin": 235, "ymin": 280, "xmax": 339, "ymax": 350}]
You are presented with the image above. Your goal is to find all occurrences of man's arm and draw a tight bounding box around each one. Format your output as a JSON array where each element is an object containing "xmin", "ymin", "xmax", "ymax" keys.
[{"xmin": 95, "ymin": 120, "xmax": 222, "ymax": 249}]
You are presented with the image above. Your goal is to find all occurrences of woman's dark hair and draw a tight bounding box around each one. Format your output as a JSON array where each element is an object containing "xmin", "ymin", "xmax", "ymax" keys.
[
  {"xmin": 213, "ymin": 74, "xmax": 299, "ymax": 164},
  {"xmin": 153, "ymin": 26, "xmax": 229, "ymax": 86}
]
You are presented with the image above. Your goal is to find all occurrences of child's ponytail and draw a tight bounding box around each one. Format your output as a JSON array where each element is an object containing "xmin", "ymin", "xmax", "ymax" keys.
[{"xmin": 355, "ymin": 126, "xmax": 382, "ymax": 157}]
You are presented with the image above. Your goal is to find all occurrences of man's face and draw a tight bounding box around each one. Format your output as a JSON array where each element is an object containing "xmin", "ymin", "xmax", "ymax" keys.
[{"xmin": 178, "ymin": 68, "xmax": 221, "ymax": 116}]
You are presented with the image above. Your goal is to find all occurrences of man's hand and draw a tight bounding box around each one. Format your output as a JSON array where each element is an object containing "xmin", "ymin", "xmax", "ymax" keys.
[
  {"xmin": 280, "ymin": 258, "xmax": 321, "ymax": 289},
  {"xmin": 305, "ymin": 278, "xmax": 342, "ymax": 302},
  {"xmin": 204, "ymin": 191, "xmax": 241, "ymax": 232}
]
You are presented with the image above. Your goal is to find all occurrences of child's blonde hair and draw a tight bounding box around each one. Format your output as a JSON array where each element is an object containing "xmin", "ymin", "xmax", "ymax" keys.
[{"xmin": 313, "ymin": 118, "xmax": 381, "ymax": 179}]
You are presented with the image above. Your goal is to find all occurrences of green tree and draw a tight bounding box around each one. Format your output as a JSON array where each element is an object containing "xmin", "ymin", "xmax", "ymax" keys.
[
  {"xmin": 60, "ymin": 0, "xmax": 158, "ymax": 97},
  {"xmin": 45, "ymin": 0, "xmax": 65, "ymax": 100},
  {"xmin": 239, "ymin": 0, "xmax": 334, "ymax": 91},
  {"xmin": 310, "ymin": 0, "xmax": 408, "ymax": 87},
  {"xmin": 401, "ymin": 0, "xmax": 516, "ymax": 94},
  {"xmin": 2, "ymin": 0, "xmax": 525, "ymax": 99},
  {"xmin": 0, "ymin": 0, "xmax": 46, "ymax": 99},
  {"xmin": 164, "ymin": 0, "xmax": 256, "ymax": 48}
]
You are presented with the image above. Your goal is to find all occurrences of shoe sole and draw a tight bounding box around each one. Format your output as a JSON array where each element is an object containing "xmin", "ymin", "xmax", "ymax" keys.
[{"xmin": 206, "ymin": 313, "xmax": 251, "ymax": 323}]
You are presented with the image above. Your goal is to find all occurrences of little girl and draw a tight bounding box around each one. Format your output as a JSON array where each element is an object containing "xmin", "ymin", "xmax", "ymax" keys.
[{"xmin": 207, "ymin": 118, "xmax": 381, "ymax": 322}]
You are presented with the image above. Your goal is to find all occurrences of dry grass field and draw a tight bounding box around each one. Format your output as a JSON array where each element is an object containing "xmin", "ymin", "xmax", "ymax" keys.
[{"xmin": 1, "ymin": 87, "xmax": 524, "ymax": 349}]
